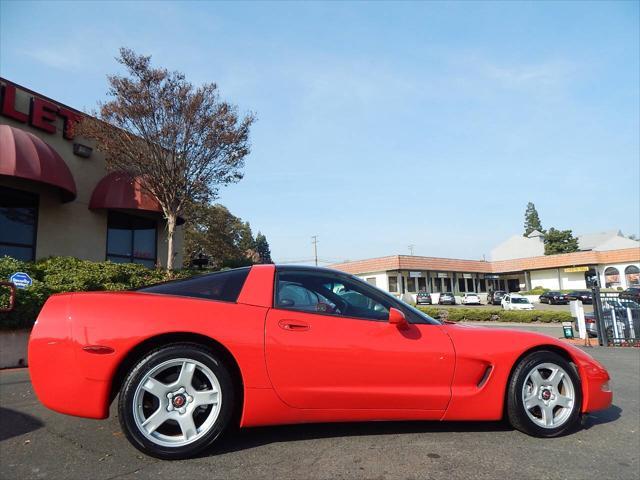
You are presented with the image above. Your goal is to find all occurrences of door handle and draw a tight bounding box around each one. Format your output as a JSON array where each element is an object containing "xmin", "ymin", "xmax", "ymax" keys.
[{"xmin": 278, "ymin": 320, "xmax": 310, "ymax": 331}]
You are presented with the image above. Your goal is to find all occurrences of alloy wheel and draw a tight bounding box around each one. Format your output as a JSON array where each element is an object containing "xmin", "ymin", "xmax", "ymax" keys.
[
  {"xmin": 132, "ymin": 358, "xmax": 222, "ymax": 447},
  {"xmin": 521, "ymin": 362, "xmax": 575, "ymax": 429}
]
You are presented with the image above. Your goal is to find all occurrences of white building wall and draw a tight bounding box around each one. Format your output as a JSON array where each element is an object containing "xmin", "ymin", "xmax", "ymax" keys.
[
  {"xmin": 356, "ymin": 272, "xmax": 389, "ymax": 292},
  {"xmin": 560, "ymin": 271, "xmax": 587, "ymax": 290},
  {"xmin": 529, "ymin": 269, "xmax": 561, "ymax": 290},
  {"xmin": 598, "ymin": 262, "xmax": 640, "ymax": 289}
]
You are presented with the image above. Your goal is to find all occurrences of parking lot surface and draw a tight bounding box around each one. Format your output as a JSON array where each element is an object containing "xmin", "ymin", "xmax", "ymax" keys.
[{"xmin": 1, "ymin": 347, "xmax": 638, "ymax": 480}]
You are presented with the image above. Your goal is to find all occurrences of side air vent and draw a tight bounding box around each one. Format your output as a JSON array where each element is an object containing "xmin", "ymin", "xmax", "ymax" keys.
[{"xmin": 477, "ymin": 365, "xmax": 493, "ymax": 388}]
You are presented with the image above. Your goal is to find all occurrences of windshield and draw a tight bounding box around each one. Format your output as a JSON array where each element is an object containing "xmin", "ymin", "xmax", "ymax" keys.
[{"xmin": 511, "ymin": 297, "xmax": 530, "ymax": 304}]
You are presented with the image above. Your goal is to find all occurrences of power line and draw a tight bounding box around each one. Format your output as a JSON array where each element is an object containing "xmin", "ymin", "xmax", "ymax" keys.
[{"xmin": 311, "ymin": 235, "xmax": 319, "ymax": 266}]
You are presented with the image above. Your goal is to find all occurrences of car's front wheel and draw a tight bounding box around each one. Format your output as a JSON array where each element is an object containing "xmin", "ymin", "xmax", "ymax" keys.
[
  {"xmin": 507, "ymin": 350, "xmax": 581, "ymax": 437},
  {"xmin": 118, "ymin": 343, "xmax": 235, "ymax": 459}
]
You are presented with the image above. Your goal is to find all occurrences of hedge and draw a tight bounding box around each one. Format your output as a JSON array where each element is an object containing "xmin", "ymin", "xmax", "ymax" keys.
[
  {"xmin": 417, "ymin": 306, "xmax": 573, "ymax": 323},
  {"xmin": 0, "ymin": 256, "xmax": 195, "ymax": 331}
]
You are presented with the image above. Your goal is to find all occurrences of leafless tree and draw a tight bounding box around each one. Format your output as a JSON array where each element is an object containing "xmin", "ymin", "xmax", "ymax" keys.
[{"xmin": 77, "ymin": 48, "xmax": 255, "ymax": 271}]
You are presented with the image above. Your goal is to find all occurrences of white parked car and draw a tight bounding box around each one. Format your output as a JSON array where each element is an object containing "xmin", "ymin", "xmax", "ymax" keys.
[
  {"xmin": 462, "ymin": 292, "xmax": 481, "ymax": 305},
  {"xmin": 501, "ymin": 294, "xmax": 534, "ymax": 311}
]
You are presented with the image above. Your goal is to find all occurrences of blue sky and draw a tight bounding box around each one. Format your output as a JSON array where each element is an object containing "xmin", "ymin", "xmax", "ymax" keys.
[{"xmin": 1, "ymin": 1, "xmax": 638, "ymax": 263}]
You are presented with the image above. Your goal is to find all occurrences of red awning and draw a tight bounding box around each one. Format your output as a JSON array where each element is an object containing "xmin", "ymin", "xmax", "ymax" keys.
[
  {"xmin": 89, "ymin": 172, "xmax": 162, "ymax": 213},
  {"xmin": 88, "ymin": 172, "xmax": 184, "ymax": 224},
  {"xmin": 0, "ymin": 124, "xmax": 77, "ymax": 202}
]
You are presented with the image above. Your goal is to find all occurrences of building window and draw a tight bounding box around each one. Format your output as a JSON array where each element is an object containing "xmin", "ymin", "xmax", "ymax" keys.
[
  {"xmin": 388, "ymin": 276, "xmax": 398, "ymax": 293},
  {"xmin": 0, "ymin": 186, "xmax": 38, "ymax": 261},
  {"xmin": 625, "ymin": 265, "xmax": 639, "ymax": 286},
  {"xmin": 458, "ymin": 277, "xmax": 466, "ymax": 292},
  {"xmin": 604, "ymin": 267, "xmax": 621, "ymax": 288},
  {"xmin": 418, "ymin": 277, "xmax": 426, "ymax": 292},
  {"xmin": 466, "ymin": 278, "xmax": 474, "ymax": 292},
  {"xmin": 433, "ymin": 277, "xmax": 442, "ymax": 293},
  {"xmin": 107, "ymin": 211, "xmax": 157, "ymax": 267},
  {"xmin": 443, "ymin": 278, "xmax": 452, "ymax": 291},
  {"xmin": 407, "ymin": 277, "xmax": 416, "ymax": 292},
  {"xmin": 365, "ymin": 277, "xmax": 377, "ymax": 286},
  {"xmin": 478, "ymin": 279, "xmax": 486, "ymax": 292}
]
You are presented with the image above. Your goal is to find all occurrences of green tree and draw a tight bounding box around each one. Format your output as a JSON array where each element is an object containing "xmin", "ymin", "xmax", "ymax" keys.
[
  {"xmin": 544, "ymin": 228, "xmax": 580, "ymax": 255},
  {"xmin": 183, "ymin": 203, "xmax": 261, "ymax": 269},
  {"xmin": 255, "ymin": 232, "xmax": 273, "ymax": 264},
  {"xmin": 523, "ymin": 202, "xmax": 543, "ymax": 236}
]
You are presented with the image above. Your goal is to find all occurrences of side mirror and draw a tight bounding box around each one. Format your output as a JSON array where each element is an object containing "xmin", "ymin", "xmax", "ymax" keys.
[{"xmin": 388, "ymin": 307, "xmax": 408, "ymax": 328}]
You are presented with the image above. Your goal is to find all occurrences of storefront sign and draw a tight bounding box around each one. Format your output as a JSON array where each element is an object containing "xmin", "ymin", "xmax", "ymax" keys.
[
  {"xmin": 436, "ymin": 272, "xmax": 448, "ymax": 278},
  {"xmin": 485, "ymin": 274, "xmax": 499, "ymax": 279},
  {"xmin": 564, "ymin": 266, "xmax": 589, "ymax": 273},
  {"xmin": 462, "ymin": 273, "xmax": 472, "ymax": 279},
  {"xmin": 1, "ymin": 83, "xmax": 81, "ymax": 140},
  {"xmin": 409, "ymin": 271, "xmax": 422, "ymax": 278},
  {"xmin": 9, "ymin": 272, "xmax": 32, "ymax": 289}
]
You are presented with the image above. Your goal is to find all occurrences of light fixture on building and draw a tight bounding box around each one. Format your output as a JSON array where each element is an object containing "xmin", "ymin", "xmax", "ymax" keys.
[{"xmin": 73, "ymin": 143, "xmax": 93, "ymax": 158}]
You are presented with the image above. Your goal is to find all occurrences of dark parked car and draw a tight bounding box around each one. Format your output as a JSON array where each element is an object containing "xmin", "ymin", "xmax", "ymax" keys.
[
  {"xmin": 620, "ymin": 286, "xmax": 640, "ymax": 303},
  {"xmin": 438, "ymin": 292, "xmax": 456, "ymax": 305},
  {"xmin": 416, "ymin": 292, "xmax": 432, "ymax": 305},
  {"xmin": 487, "ymin": 290, "xmax": 507, "ymax": 305},
  {"xmin": 566, "ymin": 290, "xmax": 593, "ymax": 304},
  {"xmin": 539, "ymin": 291, "xmax": 569, "ymax": 305}
]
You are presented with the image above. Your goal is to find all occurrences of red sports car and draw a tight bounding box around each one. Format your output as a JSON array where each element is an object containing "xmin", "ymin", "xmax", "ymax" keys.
[{"xmin": 29, "ymin": 265, "xmax": 612, "ymax": 459}]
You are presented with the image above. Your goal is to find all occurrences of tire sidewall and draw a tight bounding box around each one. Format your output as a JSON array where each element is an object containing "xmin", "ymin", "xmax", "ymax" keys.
[
  {"xmin": 118, "ymin": 344, "xmax": 235, "ymax": 459},
  {"xmin": 508, "ymin": 351, "xmax": 582, "ymax": 437}
]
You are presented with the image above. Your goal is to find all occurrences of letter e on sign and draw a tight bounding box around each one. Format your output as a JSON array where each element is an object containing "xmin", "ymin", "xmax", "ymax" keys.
[{"xmin": 30, "ymin": 98, "xmax": 58, "ymax": 134}]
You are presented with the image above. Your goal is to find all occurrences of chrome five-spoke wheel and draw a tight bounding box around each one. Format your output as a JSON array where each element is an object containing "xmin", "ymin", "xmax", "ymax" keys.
[
  {"xmin": 521, "ymin": 362, "xmax": 575, "ymax": 429},
  {"xmin": 507, "ymin": 350, "xmax": 582, "ymax": 437},
  {"xmin": 119, "ymin": 344, "xmax": 235, "ymax": 459},
  {"xmin": 132, "ymin": 358, "xmax": 222, "ymax": 447}
]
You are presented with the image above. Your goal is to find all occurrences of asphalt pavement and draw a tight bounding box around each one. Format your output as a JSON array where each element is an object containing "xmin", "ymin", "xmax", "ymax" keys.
[{"xmin": 0, "ymin": 347, "xmax": 638, "ymax": 480}]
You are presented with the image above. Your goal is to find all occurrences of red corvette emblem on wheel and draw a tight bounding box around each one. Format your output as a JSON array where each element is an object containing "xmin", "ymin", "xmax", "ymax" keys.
[{"xmin": 28, "ymin": 264, "xmax": 613, "ymax": 460}]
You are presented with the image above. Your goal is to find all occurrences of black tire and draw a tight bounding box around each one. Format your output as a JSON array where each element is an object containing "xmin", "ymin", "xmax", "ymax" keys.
[
  {"xmin": 118, "ymin": 343, "xmax": 236, "ymax": 459},
  {"xmin": 507, "ymin": 350, "xmax": 582, "ymax": 437}
]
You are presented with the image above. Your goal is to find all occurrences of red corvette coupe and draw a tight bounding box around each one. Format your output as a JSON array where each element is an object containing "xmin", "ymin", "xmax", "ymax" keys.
[{"xmin": 29, "ymin": 265, "xmax": 612, "ymax": 459}]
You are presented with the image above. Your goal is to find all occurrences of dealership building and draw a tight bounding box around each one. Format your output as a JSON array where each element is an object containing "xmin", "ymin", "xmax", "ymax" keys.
[
  {"xmin": 332, "ymin": 231, "xmax": 640, "ymax": 302},
  {"xmin": 0, "ymin": 78, "xmax": 183, "ymax": 268}
]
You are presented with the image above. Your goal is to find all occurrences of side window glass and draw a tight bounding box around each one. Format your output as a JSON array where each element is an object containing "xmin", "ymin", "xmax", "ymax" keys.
[
  {"xmin": 276, "ymin": 271, "xmax": 390, "ymax": 321},
  {"xmin": 139, "ymin": 268, "xmax": 250, "ymax": 302}
]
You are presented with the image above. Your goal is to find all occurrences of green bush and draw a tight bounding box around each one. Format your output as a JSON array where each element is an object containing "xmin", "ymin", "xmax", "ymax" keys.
[
  {"xmin": 417, "ymin": 306, "xmax": 573, "ymax": 324},
  {"xmin": 519, "ymin": 286, "xmax": 549, "ymax": 295},
  {"xmin": 0, "ymin": 256, "xmax": 195, "ymax": 331}
]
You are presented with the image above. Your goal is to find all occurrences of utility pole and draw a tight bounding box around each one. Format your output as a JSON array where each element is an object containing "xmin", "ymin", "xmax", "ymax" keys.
[
  {"xmin": 408, "ymin": 244, "xmax": 415, "ymax": 256},
  {"xmin": 311, "ymin": 236, "xmax": 319, "ymax": 266}
]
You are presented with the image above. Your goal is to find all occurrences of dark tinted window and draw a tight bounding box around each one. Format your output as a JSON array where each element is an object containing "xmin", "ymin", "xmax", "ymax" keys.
[
  {"xmin": 0, "ymin": 187, "xmax": 38, "ymax": 261},
  {"xmin": 107, "ymin": 212, "xmax": 157, "ymax": 267},
  {"xmin": 139, "ymin": 268, "xmax": 250, "ymax": 302}
]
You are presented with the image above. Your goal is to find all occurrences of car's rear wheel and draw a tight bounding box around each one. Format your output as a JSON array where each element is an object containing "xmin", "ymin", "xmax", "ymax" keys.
[
  {"xmin": 118, "ymin": 343, "xmax": 235, "ymax": 459},
  {"xmin": 507, "ymin": 350, "xmax": 581, "ymax": 437}
]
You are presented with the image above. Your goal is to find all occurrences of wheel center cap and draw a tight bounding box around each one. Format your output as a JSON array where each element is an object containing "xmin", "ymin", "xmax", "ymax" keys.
[
  {"xmin": 541, "ymin": 389, "xmax": 552, "ymax": 400},
  {"xmin": 172, "ymin": 394, "xmax": 186, "ymax": 408}
]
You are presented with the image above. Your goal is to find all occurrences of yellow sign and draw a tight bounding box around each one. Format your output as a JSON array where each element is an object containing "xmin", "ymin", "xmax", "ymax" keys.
[{"xmin": 564, "ymin": 266, "xmax": 589, "ymax": 273}]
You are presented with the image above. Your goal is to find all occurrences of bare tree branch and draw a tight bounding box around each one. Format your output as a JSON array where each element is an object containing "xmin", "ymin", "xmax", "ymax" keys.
[{"xmin": 76, "ymin": 47, "xmax": 255, "ymax": 270}]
